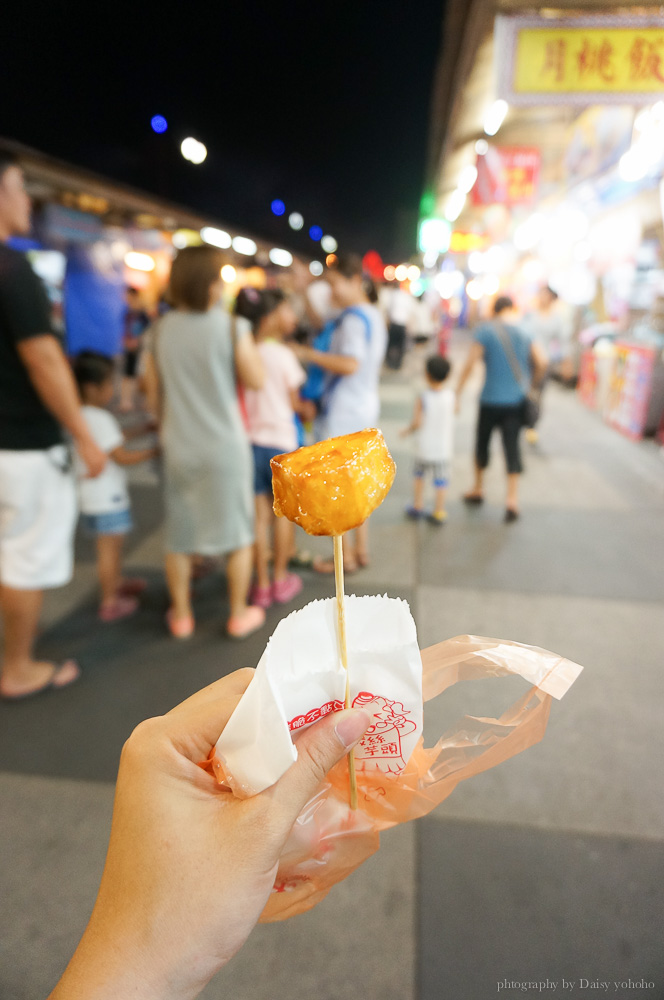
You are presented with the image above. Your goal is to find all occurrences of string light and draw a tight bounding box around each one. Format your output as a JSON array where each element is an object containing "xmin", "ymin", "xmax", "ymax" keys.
[
  {"xmin": 150, "ymin": 115, "xmax": 168, "ymax": 134},
  {"xmin": 232, "ymin": 236, "xmax": 257, "ymax": 256},
  {"xmin": 269, "ymin": 248, "xmax": 293, "ymax": 267},
  {"xmin": 200, "ymin": 227, "xmax": 232, "ymax": 249}
]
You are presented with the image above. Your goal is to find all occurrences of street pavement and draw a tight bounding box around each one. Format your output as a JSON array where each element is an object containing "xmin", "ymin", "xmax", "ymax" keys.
[{"xmin": 1, "ymin": 336, "xmax": 664, "ymax": 1000}]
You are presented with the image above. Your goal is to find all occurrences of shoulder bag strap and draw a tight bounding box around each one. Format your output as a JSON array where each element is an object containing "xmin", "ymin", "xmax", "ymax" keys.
[
  {"xmin": 494, "ymin": 321, "xmax": 528, "ymax": 393},
  {"xmin": 343, "ymin": 306, "xmax": 372, "ymax": 344}
]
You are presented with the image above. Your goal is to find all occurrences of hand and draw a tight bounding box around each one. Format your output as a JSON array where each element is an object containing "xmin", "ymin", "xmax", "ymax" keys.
[
  {"xmin": 399, "ymin": 427, "xmax": 410, "ymax": 439},
  {"xmin": 74, "ymin": 435, "xmax": 107, "ymax": 478},
  {"xmin": 298, "ymin": 398, "xmax": 317, "ymax": 423},
  {"xmin": 49, "ymin": 670, "xmax": 370, "ymax": 1000},
  {"xmin": 454, "ymin": 395, "xmax": 462, "ymax": 416},
  {"xmin": 289, "ymin": 341, "xmax": 312, "ymax": 362},
  {"xmin": 559, "ymin": 358, "xmax": 574, "ymax": 382}
]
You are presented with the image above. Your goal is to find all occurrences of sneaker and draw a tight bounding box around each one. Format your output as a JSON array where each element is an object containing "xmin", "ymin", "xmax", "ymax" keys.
[
  {"xmin": 250, "ymin": 583, "xmax": 273, "ymax": 609},
  {"xmin": 166, "ymin": 609, "xmax": 195, "ymax": 639},
  {"xmin": 428, "ymin": 510, "xmax": 448, "ymax": 525},
  {"xmin": 99, "ymin": 596, "xmax": 139, "ymax": 623},
  {"xmin": 226, "ymin": 605, "xmax": 266, "ymax": 639},
  {"xmin": 405, "ymin": 505, "xmax": 424, "ymax": 519},
  {"xmin": 272, "ymin": 573, "xmax": 303, "ymax": 604}
]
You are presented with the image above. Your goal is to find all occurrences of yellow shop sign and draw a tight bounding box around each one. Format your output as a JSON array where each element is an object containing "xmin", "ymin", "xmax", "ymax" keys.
[{"xmin": 496, "ymin": 15, "xmax": 664, "ymax": 104}]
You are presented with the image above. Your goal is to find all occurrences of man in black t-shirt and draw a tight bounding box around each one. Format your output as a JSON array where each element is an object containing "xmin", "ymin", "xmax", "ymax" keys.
[{"xmin": 0, "ymin": 151, "xmax": 106, "ymax": 701}]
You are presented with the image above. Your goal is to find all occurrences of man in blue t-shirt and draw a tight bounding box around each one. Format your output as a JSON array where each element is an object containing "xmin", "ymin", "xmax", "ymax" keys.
[{"xmin": 455, "ymin": 295, "xmax": 547, "ymax": 522}]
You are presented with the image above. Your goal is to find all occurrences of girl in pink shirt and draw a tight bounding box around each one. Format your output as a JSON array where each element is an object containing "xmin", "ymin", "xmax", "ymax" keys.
[{"xmin": 235, "ymin": 288, "xmax": 307, "ymax": 608}]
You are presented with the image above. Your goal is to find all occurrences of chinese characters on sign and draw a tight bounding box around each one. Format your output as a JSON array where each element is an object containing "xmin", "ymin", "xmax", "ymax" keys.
[
  {"xmin": 472, "ymin": 147, "xmax": 540, "ymax": 206},
  {"xmin": 496, "ymin": 16, "xmax": 664, "ymax": 104}
]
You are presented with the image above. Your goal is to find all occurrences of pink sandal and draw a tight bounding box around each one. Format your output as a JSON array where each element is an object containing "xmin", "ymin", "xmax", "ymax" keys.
[
  {"xmin": 226, "ymin": 605, "xmax": 266, "ymax": 640},
  {"xmin": 249, "ymin": 583, "xmax": 273, "ymax": 609},
  {"xmin": 99, "ymin": 596, "xmax": 139, "ymax": 623},
  {"xmin": 272, "ymin": 573, "xmax": 303, "ymax": 604}
]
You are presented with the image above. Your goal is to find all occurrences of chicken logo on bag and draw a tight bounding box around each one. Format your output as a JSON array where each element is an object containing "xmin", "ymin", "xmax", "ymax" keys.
[{"xmin": 352, "ymin": 693, "xmax": 417, "ymax": 774}]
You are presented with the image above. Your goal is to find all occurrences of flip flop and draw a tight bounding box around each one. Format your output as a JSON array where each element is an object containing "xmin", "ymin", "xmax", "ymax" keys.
[
  {"xmin": 226, "ymin": 605, "xmax": 266, "ymax": 640},
  {"xmin": 0, "ymin": 660, "xmax": 81, "ymax": 702}
]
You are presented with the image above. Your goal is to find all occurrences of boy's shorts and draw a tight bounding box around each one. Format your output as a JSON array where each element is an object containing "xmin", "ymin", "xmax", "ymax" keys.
[
  {"xmin": 252, "ymin": 444, "xmax": 283, "ymax": 496},
  {"xmin": 80, "ymin": 508, "xmax": 133, "ymax": 536},
  {"xmin": 0, "ymin": 445, "xmax": 77, "ymax": 589},
  {"xmin": 413, "ymin": 459, "xmax": 450, "ymax": 488}
]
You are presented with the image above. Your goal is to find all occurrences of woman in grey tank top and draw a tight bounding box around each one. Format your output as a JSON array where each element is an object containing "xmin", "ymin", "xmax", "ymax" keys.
[{"xmin": 143, "ymin": 247, "xmax": 266, "ymax": 639}]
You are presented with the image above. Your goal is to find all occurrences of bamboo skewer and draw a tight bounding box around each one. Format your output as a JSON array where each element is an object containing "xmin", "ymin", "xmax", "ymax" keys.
[{"xmin": 333, "ymin": 534, "xmax": 358, "ymax": 811}]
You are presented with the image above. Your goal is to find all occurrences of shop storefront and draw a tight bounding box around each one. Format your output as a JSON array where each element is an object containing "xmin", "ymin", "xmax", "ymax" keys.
[
  {"xmin": 1, "ymin": 138, "xmax": 305, "ymax": 357},
  {"xmin": 419, "ymin": 3, "xmax": 664, "ymax": 443}
]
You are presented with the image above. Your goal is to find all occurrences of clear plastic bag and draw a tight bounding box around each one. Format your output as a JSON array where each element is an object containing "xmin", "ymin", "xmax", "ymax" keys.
[{"xmin": 256, "ymin": 634, "xmax": 582, "ymax": 922}]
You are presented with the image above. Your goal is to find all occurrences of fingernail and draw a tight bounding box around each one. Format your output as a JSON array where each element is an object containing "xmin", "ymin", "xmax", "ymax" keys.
[{"xmin": 334, "ymin": 710, "xmax": 370, "ymax": 750}]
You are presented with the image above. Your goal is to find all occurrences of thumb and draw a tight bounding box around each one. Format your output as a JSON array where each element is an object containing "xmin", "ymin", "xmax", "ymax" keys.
[{"xmin": 271, "ymin": 708, "xmax": 371, "ymax": 819}]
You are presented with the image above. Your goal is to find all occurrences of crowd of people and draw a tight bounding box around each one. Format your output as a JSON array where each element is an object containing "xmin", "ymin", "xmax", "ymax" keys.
[
  {"xmin": 0, "ymin": 148, "xmax": 580, "ymax": 998},
  {"xmin": 1, "ymin": 149, "xmax": 568, "ymax": 703}
]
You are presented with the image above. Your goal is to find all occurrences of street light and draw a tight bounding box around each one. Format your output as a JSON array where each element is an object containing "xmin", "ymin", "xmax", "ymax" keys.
[
  {"xmin": 483, "ymin": 100, "xmax": 508, "ymax": 137},
  {"xmin": 181, "ymin": 137, "xmax": 207, "ymax": 164},
  {"xmin": 321, "ymin": 235, "xmax": 338, "ymax": 253},
  {"xmin": 124, "ymin": 252, "xmax": 155, "ymax": 272}
]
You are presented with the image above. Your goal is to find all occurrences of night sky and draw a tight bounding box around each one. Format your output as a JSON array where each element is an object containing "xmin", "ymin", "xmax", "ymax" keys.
[{"xmin": 3, "ymin": 1, "xmax": 446, "ymax": 260}]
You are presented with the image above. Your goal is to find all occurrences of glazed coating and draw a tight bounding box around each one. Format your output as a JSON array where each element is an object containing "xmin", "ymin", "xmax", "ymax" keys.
[{"xmin": 271, "ymin": 428, "xmax": 396, "ymax": 536}]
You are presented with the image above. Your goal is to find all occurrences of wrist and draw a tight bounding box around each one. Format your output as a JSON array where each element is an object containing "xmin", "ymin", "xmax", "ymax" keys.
[
  {"xmin": 50, "ymin": 915, "xmax": 213, "ymax": 1000},
  {"xmin": 71, "ymin": 425, "xmax": 95, "ymax": 447}
]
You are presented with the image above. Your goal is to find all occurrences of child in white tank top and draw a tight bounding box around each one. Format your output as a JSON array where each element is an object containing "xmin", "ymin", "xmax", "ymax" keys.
[{"xmin": 400, "ymin": 355, "xmax": 454, "ymax": 524}]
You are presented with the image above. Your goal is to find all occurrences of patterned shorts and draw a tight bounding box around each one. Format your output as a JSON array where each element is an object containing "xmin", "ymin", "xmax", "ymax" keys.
[{"xmin": 413, "ymin": 460, "xmax": 450, "ymax": 487}]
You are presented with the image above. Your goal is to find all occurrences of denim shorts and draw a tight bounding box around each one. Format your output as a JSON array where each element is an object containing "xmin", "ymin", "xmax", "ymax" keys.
[
  {"xmin": 80, "ymin": 508, "xmax": 133, "ymax": 536},
  {"xmin": 252, "ymin": 444, "xmax": 283, "ymax": 496}
]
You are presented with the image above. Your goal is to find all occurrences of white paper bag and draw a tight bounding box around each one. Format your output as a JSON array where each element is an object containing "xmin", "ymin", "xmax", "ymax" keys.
[{"xmin": 215, "ymin": 595, "xmax": 422, "ymax": 796}]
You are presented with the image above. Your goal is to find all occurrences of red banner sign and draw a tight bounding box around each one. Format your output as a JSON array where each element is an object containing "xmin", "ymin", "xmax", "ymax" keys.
[{"xmin": 472, "ymin": 147, "xmax": 540, "ymax": 206}]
